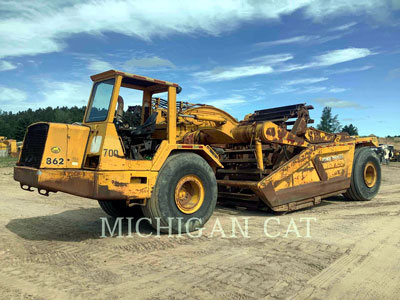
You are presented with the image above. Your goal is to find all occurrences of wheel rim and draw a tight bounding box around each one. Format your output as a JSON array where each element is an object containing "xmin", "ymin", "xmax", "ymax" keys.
[
  {"xmin": 363, "ymin": 162, "xmax": 377, "ymax": 188},
  {"xmin": 174, "ymin": 175, "xmax": 205, "ymax": 214}
]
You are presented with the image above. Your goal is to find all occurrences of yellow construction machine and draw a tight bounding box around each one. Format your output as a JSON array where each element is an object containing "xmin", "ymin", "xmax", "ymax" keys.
[
  {"xmin": 0, "ymin": 136, "xmax": 18, "ymax": 157},
  {"xmin": 14, "ymin": 70, "xmax": 381, "ymax": 232}
]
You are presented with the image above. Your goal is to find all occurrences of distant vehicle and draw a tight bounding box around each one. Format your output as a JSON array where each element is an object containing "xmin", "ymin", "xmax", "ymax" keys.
[
  {"xmin": 0, "ymin": 136, "xmax": 18, "ymax": 157},
  {"xmin": 389, "ymin": 146, "xmax": 400, "ymax": 162},
  {"xmin": 374, "ymin": 144, "xmax": 394, "ymax": 165}
]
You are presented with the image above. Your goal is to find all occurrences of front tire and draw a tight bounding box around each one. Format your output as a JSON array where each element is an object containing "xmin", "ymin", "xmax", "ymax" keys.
[
  {"xmin": 98, "ymin": 200, "xmax": 144, "ymax": 218},
  {"xmin": 344, "ymin": 147, "xmax": 381, "ymax": 201},
  {"xmin": 142, "ymin": 152, "xmax": 217, "ymax": 233}
]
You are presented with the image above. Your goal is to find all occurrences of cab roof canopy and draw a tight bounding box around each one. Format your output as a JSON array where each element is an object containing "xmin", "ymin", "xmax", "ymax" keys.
[{"xmin": 90, "ymin": 70, "xmax": 181, "ymax": 94}]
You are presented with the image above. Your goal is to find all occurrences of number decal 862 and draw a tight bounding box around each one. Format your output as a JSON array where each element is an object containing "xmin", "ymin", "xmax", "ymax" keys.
[{"xmin": 46, "ymin": 158, "xmax": 64, "ymax": 165}]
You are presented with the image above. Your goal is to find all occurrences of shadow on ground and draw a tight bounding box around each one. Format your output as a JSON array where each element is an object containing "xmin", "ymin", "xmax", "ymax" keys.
[
  {"xmin": 5, "ymin": 207, "xmax": 156, "ymax": 242},
  {"xmin": 5, "ymin": 198, "xmax": 345, "ymax": 242}
]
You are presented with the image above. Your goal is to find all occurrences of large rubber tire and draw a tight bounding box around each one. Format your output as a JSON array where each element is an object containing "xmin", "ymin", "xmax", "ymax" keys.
[
  {"xmin": 142, "ymin": 152, "xmax": 217, "ymax": 233},
  {"xmin": 98, "ymin": 200, "xmax": 144, "ymax": 218},
  {"xmin": 344, "ymin": 147, "xmax": 381, "ymax": 201}
]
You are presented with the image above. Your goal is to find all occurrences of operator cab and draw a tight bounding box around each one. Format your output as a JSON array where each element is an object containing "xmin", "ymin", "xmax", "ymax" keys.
[{"xmin": 84, "ymin": 70, "xmax": 182, "ymax": 161}]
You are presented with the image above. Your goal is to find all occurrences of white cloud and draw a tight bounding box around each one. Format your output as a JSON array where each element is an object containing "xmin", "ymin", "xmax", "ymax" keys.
[
  {"xmin": 314, "ymin": 98, "xmax": 361, "ymax": 108},
  {"xmin": 0, "ymin": 86, "xmax": 27, "ymax": 102},
  {"xmin": 326, "ymin": 65, "xmax": 373, "ymax": 74},
  {"xmin": 0, "ymin": 80, "xmax": 90, "ymax": 113},
  {"xmin": 301, "ymin": 86, "xmax": 348, "ymax": 94},
  {"xmin": 296, "ymin": 86, "xmax": 327, "ymax": 94},
  {"xmin": 255, "ymin": 33, "xmax": 351, "ymax": 49},
  {"xmin": 329, "ymin": 22, "xmax": 357, "ymax": 32},
  {"xmin": 273, "ymin": 82, "xmax": 347, "ymax": 94},
  {"xmin": 205, "ymin": 98, "xmax": 246, "ymax": 109},
  {"xmin": 273, "ymin": 85, "xmax": 328, "ymax": 94},
  {"xmin": 124, "ymin": 56, "xmax": 175, "ymax": 69},
  {"xmin": 271, "ymin": 85, "xmax": 298, "ymax": 94},
  {"xmin": 0, "ymin": 86, "xmax": 27, "ymax": 111},
  {"xmin": 194, "ymin": 65, "xmax": 274, "ymax": 82},
  {"xmin": 328, "ymin": 87, "xmax": 348, "ymax": 93},
  {"xmin": 254, "ymin": 35, "xmax": 318, "ymax": 48},
  {"xmin": 39, "ymin": 80, "xmax": 90, "ymax": 108},
  {"xmin": 303, "ymin": 1, "xmax": 390, "ymax": 20},
  {"xmin": 195, "ymin": 47, "xmax": 373, "ymax": 82},
  {"xmin": 194, "ymin": 53, "xmax": 292, "ymax": 82},
  {"xmin": 277, "ymin": 48, "xmax": 373, "ymax": 73},
  {"xmin": 272, "ymin": 77, "xmax": 330, "ymax": 94},
  {"xmin": 0, "ymin": 0, "xmax": 396, "ymax": 59},
  {"xmin": 310, "ymin": 48, "xmax": 372, "ymax": 67},
  {"xmin": 87, "ymin": 59, "xmax": 113, "ymax": 73},
  {"xmin": 0, "ymin": 60, "xmax": 17, "ymax": 71},
  {"xmin": 285, "ymin": 77, "xmax": 328, "ymax": 85},
  {"xmin": 184, "ymin": 85, "xmax": 209, "ymax": 101},
  {"xmin": 387, "ymin": 67, "xmax": 400, "ymax": 80},
  {"xmin": 277, "ymin": 64, "xmax": 310, "ymax": 72},
  {"xmin": 246, "ymin": 53, "xmax": 293, "ymax": 64}
]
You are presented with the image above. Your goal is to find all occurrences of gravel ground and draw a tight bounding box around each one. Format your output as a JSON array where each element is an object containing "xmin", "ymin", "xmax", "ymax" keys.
[{"xmin": 0, "ymin": 163, "xmax": 399, "ymax": 299}]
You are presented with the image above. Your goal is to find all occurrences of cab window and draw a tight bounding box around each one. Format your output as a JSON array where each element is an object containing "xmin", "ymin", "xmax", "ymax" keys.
[{"xmin": 86, "ymin": 78, "xmax": 115, "ymax": 122}]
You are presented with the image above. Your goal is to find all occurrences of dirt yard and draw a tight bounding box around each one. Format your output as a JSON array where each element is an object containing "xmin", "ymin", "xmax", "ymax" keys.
[{"xmin": 0, "ymin": 163, "xmax": 399, "ymax": 300}]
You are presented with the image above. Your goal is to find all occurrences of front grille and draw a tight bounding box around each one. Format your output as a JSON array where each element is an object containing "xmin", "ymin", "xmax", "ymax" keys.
[{"xmin": 18, "ymin": 123, "xmax": 49, "ymax": 168}]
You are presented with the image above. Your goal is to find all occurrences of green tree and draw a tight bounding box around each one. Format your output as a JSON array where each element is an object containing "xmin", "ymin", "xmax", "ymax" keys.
[
  {"xmin": 342, "ymin": 124, "xmax": 359, "ymax": 136},
  {"xmin": 0, "ymin": 106, "xmax": 85, "ymax": 140},
  {"xmin": 317, "ymin": 107, "xmax": 342, "ymax": 133}
]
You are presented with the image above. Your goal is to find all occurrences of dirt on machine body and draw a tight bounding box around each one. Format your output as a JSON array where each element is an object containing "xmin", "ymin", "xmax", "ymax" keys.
[{"xmin": 14, "ymin": 70, "xmax": 381, "ymax": 232}]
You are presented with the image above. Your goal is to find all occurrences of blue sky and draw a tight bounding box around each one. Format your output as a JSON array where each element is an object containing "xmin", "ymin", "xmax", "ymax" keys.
[{"xmin": 0, "ymin": 0, "xmax": 399, "ymax": 136}]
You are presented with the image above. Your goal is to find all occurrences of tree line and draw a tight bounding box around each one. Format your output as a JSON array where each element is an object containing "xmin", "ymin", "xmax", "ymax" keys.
[{"xmin": 0, "ymin": 106, "xmax": 85, "ymax": 141}]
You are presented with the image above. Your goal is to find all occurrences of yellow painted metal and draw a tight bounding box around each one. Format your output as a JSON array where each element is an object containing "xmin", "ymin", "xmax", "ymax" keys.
[
  {"xmin": 231, "ymin": 121, "xmax": 308, "ymax": 147},
  {"xmin": 150, "ymin": 141, "xmax": 223, "ymax": 171},
  {"xmin": 255, "ymin": 139, "xmax": 264, "ymax": 171},
  {"xmin": 174, "ymin": 174, "xmax": 205, "ymax": 214},
  {"xmin": 7, "ymin": 140, "xmax": 17, "ymax": 155},
  {"xmin": 191, "ymin": 114, "xmax": 227, "ymax": 123},
  {"xmin": 175, "ymin": 105, "xmax": 239, "ymax": 144},
  {"xmin": 0, "ymin": 137, "xmax": 18, "ymax": 156},
  {"xmin": 363, "ymin": 162, "xmax": 377, "ymax": 188},
  {"xmin": 107, "ymin": 75, "xmax": 122, "ymax": 123},
  {"xmin": 167, "ymin": 86, "xmax": 177, "ymax": 144},
  {"xmin": 38, "ymin": 123, "xmax": 90, "ymax": 169},
  {"xmin": 354, "ymin": 136, "xmax": 378, "ymax": 147},
  {"xmin": 258, "ymin": 144, "xmax": 355, "ymax": 192},
  {"xmin": 14, "ymin": 166, "xmax": 158, "ymax": 200},
  {"xmin": 90, "ymin": 70, "xmax": 180, "ymax": 90}
]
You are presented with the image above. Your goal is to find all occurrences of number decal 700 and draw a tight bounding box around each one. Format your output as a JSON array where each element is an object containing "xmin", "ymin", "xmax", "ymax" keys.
[{"xmin": 103, "ymin": 149, "xmax": 119, "ymax": 157}]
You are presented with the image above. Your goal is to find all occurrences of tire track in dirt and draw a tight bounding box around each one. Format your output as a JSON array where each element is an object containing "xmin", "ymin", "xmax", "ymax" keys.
[{"xmin": 0, "ymin": 164, "xmax": 399, "ymax": 299}]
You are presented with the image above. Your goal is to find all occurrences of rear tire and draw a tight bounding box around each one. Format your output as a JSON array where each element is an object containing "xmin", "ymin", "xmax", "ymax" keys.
[
  {"xmin": 98, "ymin": 200, "xmax": 144, "ymax": 218},
  {"xmin": 142, "ymin": 152, "xmax": 217, "ymax": 233},
  {"xmin": 344, "ymin": 147, "xmax": 381, "ymax": 201}
]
